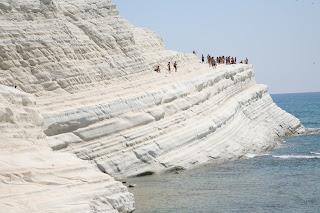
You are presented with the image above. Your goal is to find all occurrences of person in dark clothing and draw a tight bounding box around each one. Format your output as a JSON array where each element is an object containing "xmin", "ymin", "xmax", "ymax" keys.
[
  {"xmin": 154, "ymin": 65, "xmax": 160, "ymax": 73},
  {"xmin": 173, "ymin": 61, "xmax": 177, "ymax": 72},
  {"xmin": 168, "ymin": 62, "xmax": 171, "ymax": 72},
  {"xmin": 202, "ymin": 54, "xmax": 205, "ymax": 63}
]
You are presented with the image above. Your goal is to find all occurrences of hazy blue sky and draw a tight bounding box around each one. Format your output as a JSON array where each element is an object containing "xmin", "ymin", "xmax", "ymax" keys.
[{"xmin": 114, "ymin": 0, "xmax": 319, "ymax": 94}]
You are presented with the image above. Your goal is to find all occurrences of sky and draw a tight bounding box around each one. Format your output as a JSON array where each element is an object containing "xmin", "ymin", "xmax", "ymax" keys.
[{"xmin": 114, "ymin": 0, "xmax": 320, "ymax": 94}]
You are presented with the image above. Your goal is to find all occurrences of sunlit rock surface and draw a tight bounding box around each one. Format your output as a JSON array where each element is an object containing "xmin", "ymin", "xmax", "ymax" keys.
[
  {"xmin": 0, "ymin": 0, "xmax": 304, "ymax": 212},
  {"xmin": 0, "ymin": 85, "xmax": 134, "ymax": 212}
]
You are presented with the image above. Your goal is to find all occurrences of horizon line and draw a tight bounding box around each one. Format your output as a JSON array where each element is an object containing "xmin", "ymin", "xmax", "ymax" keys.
[{"xmin": 271, "ymin": 91, "xmax": 320, "ymax": 95}]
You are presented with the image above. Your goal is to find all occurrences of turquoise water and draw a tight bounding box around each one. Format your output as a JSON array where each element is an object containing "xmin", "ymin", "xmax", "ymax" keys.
[{"xmin": 128, "ymin": 92, "xmax": 320, "ymax": 213}]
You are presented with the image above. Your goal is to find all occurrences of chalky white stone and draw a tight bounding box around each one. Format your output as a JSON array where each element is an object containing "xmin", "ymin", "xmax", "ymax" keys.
[
  {"xmin": 0, "ymin": 85, "xmax": 134, "ymax": 213},
  {"xmin": 0, "ymin": 0, "xmax": 304, "ymax": 212}
]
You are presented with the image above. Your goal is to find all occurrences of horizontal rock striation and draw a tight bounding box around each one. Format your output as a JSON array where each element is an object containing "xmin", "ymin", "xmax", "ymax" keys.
[
  {"xmin": 0, "ymin": 0, "xmax": 305, "ymax": 212},
  {"xmin": 0, "ymin": 0, "xmax": 187, "ymax": 95},
  {"xmin": 0, "ymin": 85, "xmax": 134, "ymax": 212},
  {"xmin": 43, "ymin": 65, "xmax": 303, "ymax": 178}
]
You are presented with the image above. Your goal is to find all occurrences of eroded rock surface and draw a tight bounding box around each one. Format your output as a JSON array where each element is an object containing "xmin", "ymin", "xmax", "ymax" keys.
[
  {"xmin": 0, "ymin": 0, "xmax": 305, "ymax": 212},
  {"xmin": 0, "ymin": 87, "xmax": 134, "ymax": 212}
]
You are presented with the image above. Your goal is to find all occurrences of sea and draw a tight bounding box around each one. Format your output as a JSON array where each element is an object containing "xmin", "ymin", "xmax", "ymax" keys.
[{"xmin": 128, "ymin": 92, "xmax": 320, "ymax": 213}]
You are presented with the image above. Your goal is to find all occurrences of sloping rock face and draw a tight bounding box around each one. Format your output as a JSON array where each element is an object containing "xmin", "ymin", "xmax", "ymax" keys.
[
  {"xmin": 0, "ymin": 85, "xmax": 134, "ymax": 212},
  {"xmin": 0, "ymin": 0, "xmax": 304, "ymax": 211},
  {"xmin": 0, "ymin": 0, "xmax": 186, "ymax": 95},
  {"xmin": 44, "ymin": 67, "xmax": 304, "ymax": 178}
]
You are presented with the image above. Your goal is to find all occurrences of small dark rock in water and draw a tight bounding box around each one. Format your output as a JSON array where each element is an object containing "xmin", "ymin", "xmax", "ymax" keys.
[
  {"xmin": 122, "ymin": 181, "xmax": 127, "ymax": 184},
  {"xmin": 128, "ymin": 184, "xmax": 136, "ymax": 188}
]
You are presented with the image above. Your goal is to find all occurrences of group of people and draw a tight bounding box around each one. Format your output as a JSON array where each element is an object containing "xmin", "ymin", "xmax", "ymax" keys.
[
  {"xmin": 154, "ymin": 61, "xmax": 178, "ymax": 73},
  {"xmin": 201, "ymin": 53, "xmax": 249, "ymax": 67},
  {"xmin": 154, "ymin": 51, "xmax": 249, "ymax": 73},
  {"xmin": 203, "ymin": 54, "xmax": 218, "ymax": 68},
  {"xmin": 240, "ymin": 58, "xmax": 249, "ymax": 64}
]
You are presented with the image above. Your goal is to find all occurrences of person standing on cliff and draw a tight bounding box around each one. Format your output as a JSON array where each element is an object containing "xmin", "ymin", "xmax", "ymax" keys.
[
  {"xmin": 211, "ymin": 56, "xmax": 214, "ymax": 66},
  {"xmin": 212, "ymin": 57, "xmax": 217, "ymax": 68},
  {"xmin": 168, "ymin": 62, "xmax": 171, "ymax": 72},
  {"xmin": 202, "ymin": 54, "xmax": 205, "ymax": 63},
  {"xmin": 173, "ymin": 61, "xmax": 178, "ymax": 72},
  {"xmin": 154, "ymin": 65, "xmax": 160, "ymax": 73}
]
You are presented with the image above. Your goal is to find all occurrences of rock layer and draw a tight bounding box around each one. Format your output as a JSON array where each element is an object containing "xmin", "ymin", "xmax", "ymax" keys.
[
  {"xmin": 0, "ymin": 85, "xmax": 134, "ymax": 212},
  {"xmin": 43, "ymin": 65, "xmax": 303, "ymax": 178},
  {"xmin": 0, "ymin": 0, "xmax": 304, "ymax": 212}
]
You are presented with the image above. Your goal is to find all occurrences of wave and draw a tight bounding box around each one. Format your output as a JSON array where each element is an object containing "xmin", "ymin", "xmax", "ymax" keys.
[
  {"xmin": 272, "ymin": 155, "xmax": 320, "ymax": 159},
  {"xmin": 245, "ymin": 153, "xmax": 270, "ymax": 159},
  {"xmin": 303, "ymin": 128, "xmax": 320, "ymax": 136},
  {"xmin": 310, "ymin": 152, "xmax": 320, "ymax": 155}
]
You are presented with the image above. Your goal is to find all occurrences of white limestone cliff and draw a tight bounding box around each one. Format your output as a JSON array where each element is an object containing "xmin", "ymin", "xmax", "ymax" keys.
[
  {"xmin": 0, "ymin": 85, "xmax": 134, "ymax": 212},
  {"xmin": 0, "ymin": 0, "xmax": 304, "ymax": 212}
]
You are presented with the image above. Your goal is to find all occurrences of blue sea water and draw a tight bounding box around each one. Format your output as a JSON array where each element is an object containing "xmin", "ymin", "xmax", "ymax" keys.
[
  {"xmin": 128, "ymin": 92, "xmax": 320, "ymax": 213},
  {"xmin": 272, "ymin": 92, "xmax": 320, "ymax": 128}
]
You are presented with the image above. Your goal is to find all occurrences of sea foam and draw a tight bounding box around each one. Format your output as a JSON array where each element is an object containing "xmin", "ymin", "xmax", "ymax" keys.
[
  {"xmin": 310, "ymin": 152, "xmax": 320, "ymax": 155},
  {"xmin": 273, "ymin": 155, "xmax": 320, "ymax": 159},
  {"xmin": 245, "ymin": 153, "xmax": 270, "ymax": 159}
]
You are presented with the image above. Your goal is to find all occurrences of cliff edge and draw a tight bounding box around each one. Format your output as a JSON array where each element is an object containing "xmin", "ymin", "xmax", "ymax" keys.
[{"xmin": 0, "ymin": 0, "xmax": 304, "ymax": 212}]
